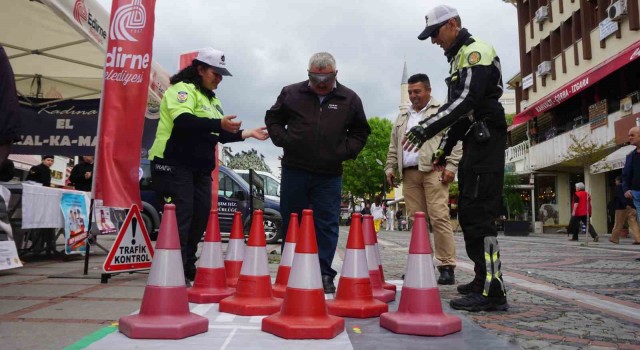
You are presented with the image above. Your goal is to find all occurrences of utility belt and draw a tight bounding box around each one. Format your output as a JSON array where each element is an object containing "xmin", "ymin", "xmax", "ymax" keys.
[{"xmin": 464, "ymin": 113, "xmax": 505, "ymax": 144}]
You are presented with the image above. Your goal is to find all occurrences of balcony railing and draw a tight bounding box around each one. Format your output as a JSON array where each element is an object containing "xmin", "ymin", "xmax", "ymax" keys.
[{"xmin": 505, "ymin": 140, "xmax": 530, "ymax": 163}]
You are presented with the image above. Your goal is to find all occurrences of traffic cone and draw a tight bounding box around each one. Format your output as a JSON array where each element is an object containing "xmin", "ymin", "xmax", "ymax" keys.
[
  {"xmin": 224, "ymin": 211, "xmax": 244, "ymax": 288},
  {"xmin": 380, "ymin": 212, "xmax": 461, "ymax": 336},
  {"xmin": 362, "ymin": 214, "xmax": 395, "ymax": 303},
  {"xmin": 272, "ymin": 213, "xmax": 299, "ymax": 298},
  {"xmin": 187, "ymin": 210, "xmax": 234, "ymax": 303},
  {"xmin": 326, "ymin": 213, "xmax": 388, "ymax": 318},
  {"xmin": 262, "ymin": 209, "xmax": 344, "ymax": 339},
  {"xmin": 372, "ymin": 222, "xmax": 397, "ymax": 293},
  {"xmin": 219, "ymin": 210, "xmax": 282, "ymax": 315},
  {"xmin": 119, "ymin": 204, "xmax": 208, "ymax": 339}
]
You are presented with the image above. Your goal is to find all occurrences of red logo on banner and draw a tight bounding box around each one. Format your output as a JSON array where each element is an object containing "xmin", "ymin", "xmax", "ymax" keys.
[
  {"xmin": 73, "ymin": 0, "xmax": 88, "ymax": 23},
  {"xmin": 94, "ymin": 0, "xmax": 156, "ymax": 208}
]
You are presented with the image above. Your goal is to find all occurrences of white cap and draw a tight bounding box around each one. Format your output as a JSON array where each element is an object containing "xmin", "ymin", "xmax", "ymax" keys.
[
  {"xmin": 417, "ymin": 5, "xmax": 459, "ymax": 41},
  {"xmin": 194, "ymin": 48, "xmax": 232, "ymax": 76}
]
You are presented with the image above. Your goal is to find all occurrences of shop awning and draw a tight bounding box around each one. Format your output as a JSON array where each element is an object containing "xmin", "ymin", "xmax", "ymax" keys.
[
  {"xmin": 512, "ymin": 39, "xmax": 640, "ymax": 128},
  {"xmin": 590, "ymin": 145, "xmax": 636, "ymax": 174},
  {"xmin": 8, "ymin": 154, "xmax": 41, "ymax": 171}
]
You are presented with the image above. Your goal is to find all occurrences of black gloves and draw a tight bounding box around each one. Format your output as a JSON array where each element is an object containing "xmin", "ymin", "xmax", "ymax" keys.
[{"xmin": 405, "ymin": 124, "xmax": 429, "ymax": 149}]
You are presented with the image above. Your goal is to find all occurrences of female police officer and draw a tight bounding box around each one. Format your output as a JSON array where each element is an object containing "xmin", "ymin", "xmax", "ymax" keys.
[{"xmin": 148, "ymin": 48, "xmax": 268, "ymax": 283}]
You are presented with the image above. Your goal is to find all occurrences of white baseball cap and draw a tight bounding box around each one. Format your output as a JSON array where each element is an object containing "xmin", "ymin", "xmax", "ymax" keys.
[
  {"xmin": 194, "ymin": 47, "xmax": 232, "ymax": 76},
  {"xmin": 417, "ymin": 5, "xmax": 459, "ymax": 41}
]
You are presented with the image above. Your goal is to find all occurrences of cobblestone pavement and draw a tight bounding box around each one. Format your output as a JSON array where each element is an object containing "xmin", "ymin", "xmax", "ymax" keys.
[{"xmin": 351, "ymin": 228, "xmax": 640, "ymax": 350}]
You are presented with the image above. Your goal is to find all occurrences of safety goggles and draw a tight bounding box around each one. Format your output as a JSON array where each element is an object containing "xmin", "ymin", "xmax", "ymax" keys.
[{"xmin": 308, "ymin": 72, "xmax": 336, "ymax": 84}]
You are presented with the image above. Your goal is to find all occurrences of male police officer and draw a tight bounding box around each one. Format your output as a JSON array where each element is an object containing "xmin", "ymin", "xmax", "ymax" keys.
[{"xmin": 404, "ymin": 5, "xmax": 508, "ymax": 312}]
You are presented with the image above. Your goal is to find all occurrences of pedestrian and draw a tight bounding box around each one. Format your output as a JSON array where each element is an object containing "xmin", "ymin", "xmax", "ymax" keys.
[
  {"xmin": 265, "ymin": 52, "xmax": 371, "ymax": 294},
  {"xmin": 404, "ymin": 5, "xmax": 508, "ymax": 311},
  {"xmin": 361, "ymin": 201, "xmax": 371, "ymax": 215},
  {"xmin": 26, "ymin": 155, "xmax": 54, "ymax": 187},
  {"xmin": 395, "ymin": 208, "xmax": 403, "ymax": 230},
  {"xmin": 610, "ymin": 176, "xmax": 640, "ymax": 244},
  {"xmin": 148, "ymin": 48, "xmax": 269, "ymax": 283},
  {"xmin": 385, "ymin": 73, "xmax": 462, "ymax": 285},
  {"xmin": 371, "ymin": 195, "xmax": 385, "ymax": 233},
  {"xmin": 69, "ymin": 156, "xmax": 94, "ymax": 192},
  {"xmin": 386, "ymin": 207, "xmax": 395, "ymax": 231},
  {"xmin": 622, "ymin": 126, "xmax": 640, "ymax": 224},
  {"xmin": 567, "ymin": 182, "xmax": 599, "ymax": 242},
  {"xmin": 0, "ymin": 45, "xmax": 20, "ymax": 168}
]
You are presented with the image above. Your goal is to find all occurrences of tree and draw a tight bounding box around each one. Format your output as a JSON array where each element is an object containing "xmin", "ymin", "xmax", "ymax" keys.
[
  {"xmin": 226, "ymin": 148, "xmax": 272, "ymax": 173},
  {"xmin": 342, "ymin": 117, "xmax": 393, "ymax": 204},
  {"xmin": 505, "ymin": 113, "xmax": 515, "ymax": 126}
]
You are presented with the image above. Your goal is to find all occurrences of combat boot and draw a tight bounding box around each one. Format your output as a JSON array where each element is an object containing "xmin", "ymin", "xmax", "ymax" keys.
[
  {"xmin": 456, "ymin": 278, "xmax": 482, "ymax": 295},
  {"xmin": 450, "ymin": 293, "xmax": 508, "ymax": 312}
]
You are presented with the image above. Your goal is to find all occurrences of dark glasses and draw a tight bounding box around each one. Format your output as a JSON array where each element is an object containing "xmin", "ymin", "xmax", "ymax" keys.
[
  {"xmin": 430, "ymin": 22, "xmax": 447, "ymax": 39},
  {"xmin": 308, "ymin": 72, "xmax": 336, "ymax": 84}
]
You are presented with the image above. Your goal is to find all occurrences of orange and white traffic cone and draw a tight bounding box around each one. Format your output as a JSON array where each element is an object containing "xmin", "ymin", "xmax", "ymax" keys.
[
  {"xmin": 372, "ymin": 222, "xmax": 397, "ymax": 293},
  {"xmin": 224, "ymin": 211, "xmax": 244, "ymax": 288},
  {"xmin": 187, "ymin": 210, "xmax": 234, "ymax": 303},
  {"xmin": 219, "ymin": 210, "xmax": 282, "ymax": 315},
  {"xmin": 272, "ymin": 213, "xmax": 299, "ymax": 298},
  {"xmin": 262, "ymin": 209, "xmax": 344, "ymax": 339},
  {"xmin": 380, "ymin": 212, "xmax": 461, "ymax": 336},
  {"xmin": 362, "ymin": 214, "xmax": 395, "ymax": 303},
  {"xmin": 119, "ymin": 204, "xmax": 208, "ymax": 339},
  {"xmin": 326, "ymin": 213, "xmax": 388, "ymax": 318}
]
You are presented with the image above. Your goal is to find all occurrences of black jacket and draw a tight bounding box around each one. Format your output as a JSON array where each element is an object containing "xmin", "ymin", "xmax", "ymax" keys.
[
  {"xmin": 26, "ymin": 164, "xmax": 51, "ymax": 186},
  {"xmin": 70, "ymin": 162, "xmax": 94, "ymax": 192},
  {"xmin": 265, "ymin": 81, "xmax": 370, "ymax": 175}
]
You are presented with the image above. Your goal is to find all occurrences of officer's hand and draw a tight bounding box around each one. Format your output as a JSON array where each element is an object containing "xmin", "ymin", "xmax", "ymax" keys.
[
  {"xmin": 441, "ymin": 169, "xmax": 455, "ymax": 185},
  {"xmin": 402, "ymin": 125, "xmax": 427, "ymax": 152},
  {"xmin": 242, "ymin": 126, "xmax": 269, "ymax": 140},
  {"xmin": 386, "ymin": 172, "xmax": 397, "ymax": 188},
  {"xmin": 222, "ymin": 115, "xmax": 242, "ymax": 133},
  {"xmin": 625, "ymin": 190, "xmax": 633, "ymax": 199}
]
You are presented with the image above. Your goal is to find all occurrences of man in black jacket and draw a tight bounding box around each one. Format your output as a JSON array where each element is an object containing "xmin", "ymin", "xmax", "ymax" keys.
[
  {"xmin": 26, "ymin": 155, "xmax": 54, "ymax": 187},
  {"xmin": 70, "ymin": 156, "xmax": 94, "ymax": 192},
  {"xmin": 405, "ymin": 5, "xmax": 508, "ymax": 311},
  {"xmin": 265, "ymin": 52, "xmax": 371, "ymax": 294}
]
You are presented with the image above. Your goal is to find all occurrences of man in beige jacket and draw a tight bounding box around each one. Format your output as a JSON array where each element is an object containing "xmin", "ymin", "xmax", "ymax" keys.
[{"xmin": 385, "ymin": 73, "xmax": 462, "ymax": 285}]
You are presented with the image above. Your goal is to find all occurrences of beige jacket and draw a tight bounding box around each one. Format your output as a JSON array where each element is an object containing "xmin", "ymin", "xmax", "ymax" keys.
[{"xmin": 385, "ymin": 97, "xmax": 463, "ymax": 180}]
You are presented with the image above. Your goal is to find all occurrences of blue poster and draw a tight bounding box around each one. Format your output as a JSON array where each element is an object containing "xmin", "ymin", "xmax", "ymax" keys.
[{"xmin": 61, "ymin": 192, "xmax": 89, "ymax": 255}]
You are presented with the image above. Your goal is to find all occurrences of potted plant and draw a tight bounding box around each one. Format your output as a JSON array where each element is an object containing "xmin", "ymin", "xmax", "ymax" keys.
[{"xmin": 502, "ymin": 173, "xmax": 530, "ymax": 236}]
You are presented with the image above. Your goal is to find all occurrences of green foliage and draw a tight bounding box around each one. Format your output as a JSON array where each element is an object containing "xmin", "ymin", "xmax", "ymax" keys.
[
  {"xmin": 503, "ymin": 173, "xmax": 524, "ymax": 220},
  {"xmin": 563, "ymin": 134, "xmax": 615, "ymax": 172},
  {"xmin": 505, "ymin": 113, "xmax": 515, "ymax": 126},
  {"xmin": 227, "ymin": 149, "xmax": 272, "ymax": 172},
  {"xmin": 342, "ymin": 117, "xmax": 393, "ymax": 201},
  {"xmin": 449, "ymin": 181, "xmax": 459, "ymax": 197}
]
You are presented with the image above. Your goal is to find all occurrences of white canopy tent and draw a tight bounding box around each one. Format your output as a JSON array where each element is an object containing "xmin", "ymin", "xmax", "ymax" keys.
[
  {"xmin": 0, "ymin": 0, "xmax": 169, "ymax": 107},
  {"xmin": 590, "ymin": 145, "xmax": 635, "ymax": 174}
]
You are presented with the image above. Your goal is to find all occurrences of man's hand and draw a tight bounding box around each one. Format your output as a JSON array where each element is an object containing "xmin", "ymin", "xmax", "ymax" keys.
[
  {"xmin": 441, "ymin": 169, "xmax": 455, "ymax": 184},
  {"xmin": 402, "ymin": 125, "xmax": 427, "ymax": 152},
  {"xmin": 625, "ymin": 190, "xmax": 633, "ymax": 199},
  {"xmin": 84, "ymin": 171, "xmax": 92, "ymax": 179},
  {"xmin": 386, "ymin": 172, "xmax": 398, "ymax": 188},
  {"xmin": 242, "ymin": 126, "xmax": 269, "ymax": 140},
  {"xmin": 221, "ymin": 115, "xmax": 242, "ymax": 133}
]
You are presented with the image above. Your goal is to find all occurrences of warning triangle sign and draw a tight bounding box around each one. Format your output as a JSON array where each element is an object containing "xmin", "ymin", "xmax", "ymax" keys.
[{"xmin": 103, "ymin": 204, "xmax": 155, "ymax": 273}]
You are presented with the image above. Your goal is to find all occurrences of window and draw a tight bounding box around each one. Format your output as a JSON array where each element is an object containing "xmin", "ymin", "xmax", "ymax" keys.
[
  {"xmin": 219, "ymin": 172, "xmax": 240, "ymax": 198},
  {"xmin": 264, "ymin": 177, "xmax": 280, "ymax": 197}
]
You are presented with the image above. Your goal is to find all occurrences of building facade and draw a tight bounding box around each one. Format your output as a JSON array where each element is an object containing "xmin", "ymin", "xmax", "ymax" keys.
[{"xmin": 506, "ymin": 0, "xmax": 640, "ymax": 233}]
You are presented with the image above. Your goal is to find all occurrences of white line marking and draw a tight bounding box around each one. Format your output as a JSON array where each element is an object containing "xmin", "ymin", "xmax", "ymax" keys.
[
  {"xmin": 220, "ymin": 328, "xmax": 237, "ymax": 350},
  {"xmin": 190, "ymin": 304, "xmax": 213, "ymax": 316}
]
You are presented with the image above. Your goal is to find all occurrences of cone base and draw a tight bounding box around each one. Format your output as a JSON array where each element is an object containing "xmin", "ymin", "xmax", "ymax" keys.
[
  {"xmin": 119, "ymin": 313, "xmax": 208, "ymax": 339},
  {"xmin": 272, "ymin": 283, "xmax": 286, "ymax": 298},
  {"xmin": 379, "ymin": 287, "xmax": 461, "ymax": 337},
  {"xmin": 372, "ymin": 286, "xmax": 396, "ymax": 303},
  {"xmin": 188, "ymin": 286, "xmax": 234, "ymax": 303},
  {"xmin": 382, "ymin": 282, "xmax": 397, "ymax": 292},
  {"xmin": 326, "ymin": 298, "xmax": 388, "ymax": 318}
]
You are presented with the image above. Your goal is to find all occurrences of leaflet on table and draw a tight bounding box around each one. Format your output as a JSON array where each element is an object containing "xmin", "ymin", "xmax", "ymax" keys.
[
  {"xmin": 60, "ymin": 192, "xmax": 88, "ymax": 255},
  {"xmin": 0, "ymin": 241, "xmax": 22, "ymax": 271}
]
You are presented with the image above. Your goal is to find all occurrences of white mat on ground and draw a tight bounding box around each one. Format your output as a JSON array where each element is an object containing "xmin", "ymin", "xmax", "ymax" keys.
[{"xmin": 85, "ymin": 303, "xmax": 354, "ymax": 350}]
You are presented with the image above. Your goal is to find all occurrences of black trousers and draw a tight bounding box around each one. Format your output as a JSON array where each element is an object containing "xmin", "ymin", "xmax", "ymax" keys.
[
  {"xmin": 457, "ymin": 123, "xmax": 507, "ymax": 298},
  {"xmin": 567, "ymin": 215, "xmax": 598, "ymax": 240},
  {"xmin": 151, "ymin": 161, "xmax": 212, "ymax": 274}
]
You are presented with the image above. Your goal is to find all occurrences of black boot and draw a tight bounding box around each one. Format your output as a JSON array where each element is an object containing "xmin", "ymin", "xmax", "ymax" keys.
[
  {"xmin": 437, "ymin": 266, "xmax": 455, "ymax": 285},
  {"xmin": 450, "ymin": 293, "xmax": 508, "ymax": 312},
  {"xmin": 321, "ymin": 275, "xmax": 336, "ymax": 294},
  {"xmin": 456, "ymin": 279, "xmax": 482, "ymax": 295}
]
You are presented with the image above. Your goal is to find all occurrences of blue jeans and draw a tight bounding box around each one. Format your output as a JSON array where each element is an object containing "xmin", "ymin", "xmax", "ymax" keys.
[
  {"xmin": 280, "ymin": 166, "xmax": 342, "ymax": 279},
  {"xmin": 633, "ymin": 191, "xmax": 640, "ymax": 223}
]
